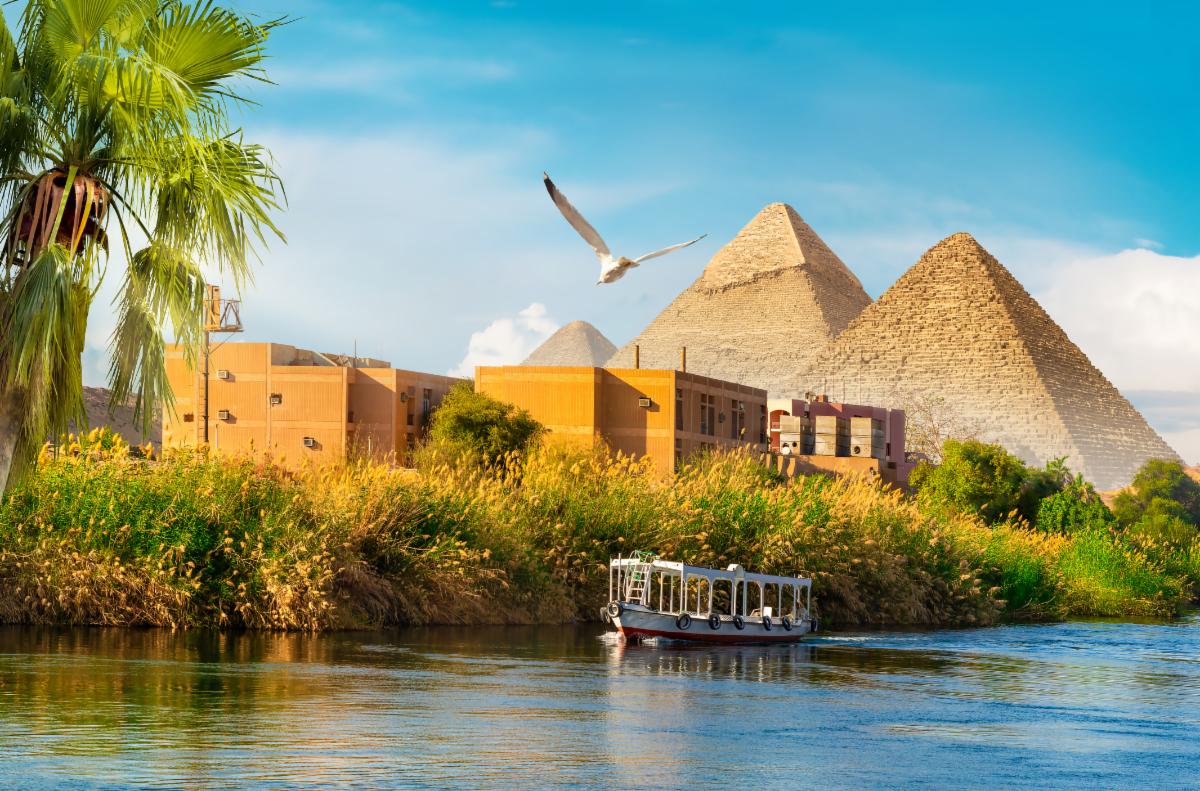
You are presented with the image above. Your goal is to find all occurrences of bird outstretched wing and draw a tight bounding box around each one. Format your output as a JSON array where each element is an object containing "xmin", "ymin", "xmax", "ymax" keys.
[
  {"xmin": 543, "ymin": 172, "xmax": 612, "ymax": 262},
  {"xmin": 633, "ymin": 234, "xmax": 707, "ymax": 264}
]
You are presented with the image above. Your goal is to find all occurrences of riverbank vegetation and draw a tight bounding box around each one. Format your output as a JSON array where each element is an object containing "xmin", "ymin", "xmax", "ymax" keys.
[{"xmin": 0, "ymin": 425, "xmax": 1196, "ymax": 631}]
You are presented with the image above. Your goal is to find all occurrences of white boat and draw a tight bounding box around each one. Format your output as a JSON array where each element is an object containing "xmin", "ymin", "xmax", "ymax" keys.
[{"xmin": 603, "ymin": 553, "xmax": 817, "ymax": 643}]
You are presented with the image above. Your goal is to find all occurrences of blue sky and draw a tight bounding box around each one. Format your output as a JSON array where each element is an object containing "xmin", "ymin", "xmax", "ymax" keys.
[{"xmin": 62, "ymin": 1, "xmax": 1200, "ymax": 459}]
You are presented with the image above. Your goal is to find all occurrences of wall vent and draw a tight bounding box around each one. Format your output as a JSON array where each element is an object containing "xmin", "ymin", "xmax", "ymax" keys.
[
  {"xmin": 217, "ymin": 410, "xmax": 230, "ymax": 421},
  {"xmin": 303, "ymin": 437, "xmax": 317, "ymax": 448},
  {"xmin": 637, "ymin": 397, "xmax": 652, "ymax": 408},
  {"xmin": 216, "ymin": 369, "xmax": 230, "ymax": 380}
]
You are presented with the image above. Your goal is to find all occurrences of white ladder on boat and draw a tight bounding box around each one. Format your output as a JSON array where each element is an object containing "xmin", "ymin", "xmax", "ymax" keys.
[{"xmin": 624, "ymin": 562, "xmax": 652, "ymax": 605}]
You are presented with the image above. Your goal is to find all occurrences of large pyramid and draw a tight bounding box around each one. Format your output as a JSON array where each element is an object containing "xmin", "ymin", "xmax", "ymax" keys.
[
  {"xmin": 523, "ymin": 320, "xmax": 616, "ymax": 366},
  {"xmin": 606, "ymin": 203, "xmax": 871, "ymax": 392},
  {"xmin": 796, "ymin": 232, "xmax": 1180, "ymax": 490}
]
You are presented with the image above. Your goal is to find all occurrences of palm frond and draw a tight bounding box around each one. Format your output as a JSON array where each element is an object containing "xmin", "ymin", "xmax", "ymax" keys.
[
  {"xmin": 143, "ymin": 1, "xmax": 275, "ymax": 99},
  {"xmin": 108, "ymin": 241, "xmax": 205, "ymax": 429},
  {"xmin": 141, "ymin": 132, "xmax": 284, "ymax": 286},
  {"xmin": 0, "ymin": 243, "xmax": 90, "ymax": 472}
]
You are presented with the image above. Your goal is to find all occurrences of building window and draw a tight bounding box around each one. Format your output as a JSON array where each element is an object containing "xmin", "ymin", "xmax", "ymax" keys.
[
  {"xmin": 422, "ymin": 388, "xmax": 432, "ymax": 423},
  {"xmin": 675, "ymin": 388, "xmax": 683, "ymax": 431},
  {"xmin": 705, "ymin": 395, "xmax": 715, "ymax": 436},
  {"xmin": 759, "ymin": 404, "xmax": 767, "ymax": 444},
  {"xmin": 407, "ymin": 413, "xmax": 414, "ymax": 426}
]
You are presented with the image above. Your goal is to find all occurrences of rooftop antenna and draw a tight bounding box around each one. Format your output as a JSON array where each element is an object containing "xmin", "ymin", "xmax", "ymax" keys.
[{"xmin": 201, "ymin": 284, "xmax": 244, "ymax": 445}]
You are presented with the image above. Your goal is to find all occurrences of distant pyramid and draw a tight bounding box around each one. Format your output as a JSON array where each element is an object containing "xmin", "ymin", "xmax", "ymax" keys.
[
  {"xmin": 606, "ymin": 203, "xmax": 871, "ymax": 392},
  {"xmin": 797, "ymin": 232, "xmax": 1180, "ymax": 490},
  {"xmin": 523, "ymin": 320, "xmax": 616, "ymax": 366}
]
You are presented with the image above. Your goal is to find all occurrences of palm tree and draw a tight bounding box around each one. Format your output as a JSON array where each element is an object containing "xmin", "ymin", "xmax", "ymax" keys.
[{"xmin": 0, "ymin": 0, "xmax": 285, "ymax": 490}]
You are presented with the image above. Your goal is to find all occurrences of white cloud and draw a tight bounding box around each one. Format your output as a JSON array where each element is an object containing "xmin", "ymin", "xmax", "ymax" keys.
[
  {"xmin": 1035, "ymin": 248, "xmax": 1200, "ymax": 393},
  {"xmin": 448, "ymin": 303, "xmax": 558, "ymax": 377},
  {"xmin": 1033, "ymin": 247, "xmax": 1200, "ymax": 463}
]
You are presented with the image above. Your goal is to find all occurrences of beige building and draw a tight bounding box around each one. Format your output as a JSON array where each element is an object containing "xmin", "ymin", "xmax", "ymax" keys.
[
  {"xmin": 476, "ymin": 364, "xmax": 767, "ymax": 476},
  {"xmin": 163, "ymin": 342, "xmax": 461, "ymax": 466}
]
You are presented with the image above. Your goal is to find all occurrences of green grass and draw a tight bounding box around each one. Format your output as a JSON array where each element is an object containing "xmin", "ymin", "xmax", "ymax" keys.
[{"xmin": 0, "ymin": 431, "xmax": 1195, "ymax": 630}]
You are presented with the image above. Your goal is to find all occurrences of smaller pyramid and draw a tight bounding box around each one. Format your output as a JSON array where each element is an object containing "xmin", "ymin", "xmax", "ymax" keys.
[{"xmin": 523, "ymin": 320, "xmax": 616, "ymax": 367}]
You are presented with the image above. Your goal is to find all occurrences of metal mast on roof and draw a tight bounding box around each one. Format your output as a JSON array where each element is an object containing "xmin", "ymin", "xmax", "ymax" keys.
[{"xmin": 202, "ymin": 284, "xmax": 244, "ymax": 445}]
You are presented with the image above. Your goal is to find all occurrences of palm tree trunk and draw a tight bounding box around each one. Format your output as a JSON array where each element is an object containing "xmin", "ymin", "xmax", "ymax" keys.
[{"xmin": 0, "ymin": 389, "xmax": 25, "ymax": 495}]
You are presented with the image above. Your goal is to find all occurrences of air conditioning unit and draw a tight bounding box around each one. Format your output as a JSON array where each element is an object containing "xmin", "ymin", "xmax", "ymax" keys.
[
  {"xmin": 637, "ymin": 397, "xmax": 652, "ymax": 408},
  {"xmin": 216, "ymin": 369, "xmax": 230, "ymax": 380},
  {"xmin": 217, "ymin": 410, "xmax": 230, "ymax": 421},
  {"xmin": 303, "ymin": 437, "xmax": 316, "ymax": 448},
  {"xmin": 269, "ymin": 393, "xmax": 282, "ymax": 405}
]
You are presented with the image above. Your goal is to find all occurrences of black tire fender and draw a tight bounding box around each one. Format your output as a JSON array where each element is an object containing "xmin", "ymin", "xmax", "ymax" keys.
[
  {"xmin": 762, "ymin": 616, "xmax": 773, "ymax": 631},
  {"xmin": 733, "ymin": 615, "xmax": 745, "ymax": 630},
  {"xmin": 708, "ymin": 613, "xmax": 721, "ymax": 630},
  {"xmin": 606, "ymin": 601, "xmax": 622, "ymax": 619},
  {"xmin": 676, "ymin": 612, "xmax": 692, "ymax": 630},
  {"xmin": 781, "ymin": 616, "xmax": 793, "ymax": 631}
]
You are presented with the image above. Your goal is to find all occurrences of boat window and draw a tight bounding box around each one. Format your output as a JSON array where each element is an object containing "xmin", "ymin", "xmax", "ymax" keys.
[
  {"xmin": 763, "ymin": 583, "xmax": 780, "ymax": 616},
  {"xmin": 711, "ymin": 579, "xmax": 734, "ymax": 616},
  {"xmin": 654, "ymin": 570, "xmax": 678, "ymax": 612},
  {"xmin": 743, "ymin": 580, "xmax": 762, "ymax": 616},
  {"xmin": 685, "ymin": 577, "xmax": 710, "ymax": 615},
  {"xmin": 779, "ymin": 584, "xmax": 797, "ymax": 618}
]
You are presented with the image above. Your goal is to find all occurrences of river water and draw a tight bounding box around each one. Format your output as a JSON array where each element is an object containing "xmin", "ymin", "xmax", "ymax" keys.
[{"xmin": 0, "ymin": 617, "xmax": 1197, "ymax": 790}]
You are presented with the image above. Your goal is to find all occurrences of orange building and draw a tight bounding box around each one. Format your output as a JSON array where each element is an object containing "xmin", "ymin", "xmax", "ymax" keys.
[
  {"xmin": 476, "ymin": 365, "xmax": 768, "ymax": 476},
  {"xmin": 163, "ymin": 342, "xmax": 461, "ymax": 466}
]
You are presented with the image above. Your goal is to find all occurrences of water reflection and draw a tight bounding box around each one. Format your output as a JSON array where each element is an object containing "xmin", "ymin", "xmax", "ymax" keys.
[{"xmin": 0, "ymin": 618, "xmax": 1197, "ymax": 789}]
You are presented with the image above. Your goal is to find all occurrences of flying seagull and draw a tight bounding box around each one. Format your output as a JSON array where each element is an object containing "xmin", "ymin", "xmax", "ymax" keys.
[{"xmin": 543, "ymin": 172, "xmax": 707, "ymax": 284}]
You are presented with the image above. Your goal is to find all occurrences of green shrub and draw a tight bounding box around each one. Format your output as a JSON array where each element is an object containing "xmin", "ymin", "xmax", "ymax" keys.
[
  {"xmin": 1112, "ymin": 459, "xmax": 1200, "ymax": 528},
  {"xmin": 911, "ymin": 440, "xmax": 1065, "ymax": 524},
  {"xmin": 1035, "ymin": 474, "xmax": 1114, "ymax": 534},
  {"xmin": 426, "ymin": 382, "xmax": 543, "ymax": 465}
]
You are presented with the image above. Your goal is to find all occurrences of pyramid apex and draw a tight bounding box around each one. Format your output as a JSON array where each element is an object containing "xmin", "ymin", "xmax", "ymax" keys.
[
  {"xmin": 926, "ymin": 231, "xmax": 990, "ymax": 256},
  {"xmin": 699, "ymin": 202, "xmax": 862, "ymax": 291}
]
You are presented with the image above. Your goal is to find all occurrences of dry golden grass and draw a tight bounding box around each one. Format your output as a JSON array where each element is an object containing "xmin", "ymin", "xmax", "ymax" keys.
[{"xmin": 0, "ymin": 431, "xmax": 1193, "ymax": 630}]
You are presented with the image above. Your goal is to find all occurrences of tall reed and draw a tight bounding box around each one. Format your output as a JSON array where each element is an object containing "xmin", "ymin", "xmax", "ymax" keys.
[{"xmin": 0, "ymin": 431, "xmax": 1193, "ymax": 630}]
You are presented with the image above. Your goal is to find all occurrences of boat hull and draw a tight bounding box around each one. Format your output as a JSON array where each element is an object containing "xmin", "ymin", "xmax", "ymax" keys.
[{"xmin": 612, "ymin": 605, "xmax": 813, "ymax": 644}]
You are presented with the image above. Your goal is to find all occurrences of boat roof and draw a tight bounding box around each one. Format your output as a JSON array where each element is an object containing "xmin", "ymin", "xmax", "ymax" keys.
[{"xmin": 611, "ymin": 557, "xmax": 809, "ymax": 588}]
